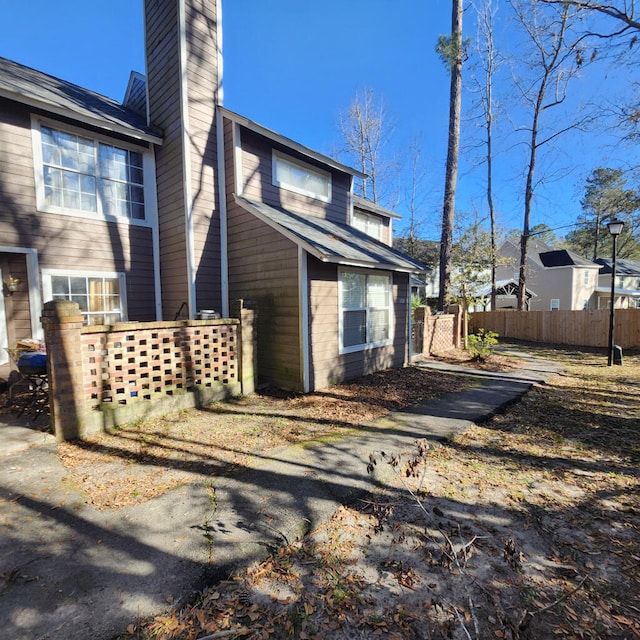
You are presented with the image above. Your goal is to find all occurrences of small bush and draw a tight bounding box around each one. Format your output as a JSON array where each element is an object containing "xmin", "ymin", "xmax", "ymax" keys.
[{"xmin": 467, "ymin": 328, "xmax": 498, "ymax": 361}]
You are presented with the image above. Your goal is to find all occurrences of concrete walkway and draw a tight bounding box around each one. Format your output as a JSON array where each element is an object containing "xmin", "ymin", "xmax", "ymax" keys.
[{"xmin": 0, "ymin": 349, "xmax": 561, "ymax": 640}]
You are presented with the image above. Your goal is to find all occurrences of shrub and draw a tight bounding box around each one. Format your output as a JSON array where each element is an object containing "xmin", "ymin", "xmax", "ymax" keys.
[{"xmin": 467, "ymin": 328, "xmax": 498, "ymax": 361}]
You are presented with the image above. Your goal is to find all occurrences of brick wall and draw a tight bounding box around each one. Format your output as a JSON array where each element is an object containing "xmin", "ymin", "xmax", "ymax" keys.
[
  {"xmin": 42, "ymin": 300, "xmax": 256, "ymax": 441},
  {"xmin": 412, "ymin": 305, "xmax": 462, "ymax": 358}
]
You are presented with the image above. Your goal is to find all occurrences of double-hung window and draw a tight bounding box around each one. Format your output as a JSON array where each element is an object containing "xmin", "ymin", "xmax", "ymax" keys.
[
  {"xmin": 340, "ymin": 270, "xmax": 392, "ymax": 352},
  {"xmin": 37, "ymin": 124, "xmax": 145, "ymax": 220},
  {"xmin": 43, "ymin": 271, "xmax": 126, "ymax": 326},
  {"xmin": 353, "ymin": 211, "xmax": 383, "ymax": 241}
]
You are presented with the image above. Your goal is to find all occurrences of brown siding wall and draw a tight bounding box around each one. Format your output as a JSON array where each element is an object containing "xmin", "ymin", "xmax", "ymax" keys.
[
  {"xmin": 146, "ymin": 0, "xmax": 222, "ymax": 319},
  {"xmin": 185, "ymin": 0, "xmax": 221, "ymax": 313},
  {"xmin": 145, "ymin": 0, "xmax": 189, "ymax": 319},
  {"xmin": 239, "ymin": 129, "xmax": 351, "ymax": 225},
  {"xmin": 308, "ymin": 258, "xmax": 409, "ymax": 390},
  {"xmin": 226, "ymin": 194, "xmax": 301, "ymax": 389},
  {"xmin": 0, "ymin": 99, "xmax": 157, "ymax": 326},
  {"xmin": 225, "ymin": 123, "xmax": 302, "ymax": 390}
]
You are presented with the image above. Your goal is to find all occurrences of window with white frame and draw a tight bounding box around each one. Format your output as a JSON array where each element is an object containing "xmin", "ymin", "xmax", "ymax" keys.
[
  {"xmin": 583, "ymin": 269, "xmax": 590, "ymax": 285},
  {"xmin": 44, "ymin": 272, "xmax": 126, "ymax": 325},
  {"xmin": 353, "ymin": 210, "xmax": 383, "ymax": 241},
  {"xmin": 550, "ymin": 298, "xmax": 560, "ymax": 311},
  {"xmin": 272, "ymin": 151, "xmax": 331, "ymax": 202},
  {"xmin": 339, "ymin": 270, "xmax": 392, "ymax": 351},
  {"xmin": 37, "ymin": 124, "xmax": 145, "ymax": 220}
]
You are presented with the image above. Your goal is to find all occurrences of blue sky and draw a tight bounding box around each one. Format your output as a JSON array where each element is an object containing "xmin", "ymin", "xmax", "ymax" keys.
[{"xmin": 1, "ymin": 1, "xmax": 636, "ymax": 241}]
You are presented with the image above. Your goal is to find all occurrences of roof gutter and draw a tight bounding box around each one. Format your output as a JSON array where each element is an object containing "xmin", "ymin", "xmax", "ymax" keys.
[{"xmin": 0, "ymin": 88, "xmax": 164, "ymax": 145}]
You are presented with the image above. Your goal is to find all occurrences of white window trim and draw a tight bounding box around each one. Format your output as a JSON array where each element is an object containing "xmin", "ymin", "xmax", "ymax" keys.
[
  {"xmin": 353, "ymin": 210, "xmax": 383, "ymax": 241},
  {"xmin": 338, "ymin": 268, "xmax": 394, "ymax": 355},
  {"xmin": 31, "ymin": 116, "xmax": 154, "ymax": 228},
  {"xmin": 550, "ymin": 298, "xmax": 560, "ymax": 311},
  {"xmin": 42, "ymin": 269, "xmax": 128, "ymax": 324},
  {"xmin": 272, "ymin": 150, "xmax": 332, "ymax": 203}
]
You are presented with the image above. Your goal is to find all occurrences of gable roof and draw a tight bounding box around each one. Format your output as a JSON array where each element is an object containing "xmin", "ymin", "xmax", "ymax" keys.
[
  {"xmin": 498, "ymin": 238, "xmax": 554, "ymax": 268},
  {"xmin": 0, "ymin": 56, "xmax": 162, "ymax": 144},
  {"xmin": 353, "ymin": 195, "xmax": 401, "ymax": 219},
  {"xmin": 539, "ymin": 249, "xmax": 597, "ymax": 268},
  {"xmin": 595, "ymin": 257, "xmax": 640, "ymax": 276},
  {"xmin": 235, "ymin": 196, "xmax": 425, "ymax": 273},
  {"xmin": 477, "ymin": 279, "xmax": 537, "ymax": 298},
  {"xmin": 219, "ymin": 107, "xmax": 365, "ymax": 179}
]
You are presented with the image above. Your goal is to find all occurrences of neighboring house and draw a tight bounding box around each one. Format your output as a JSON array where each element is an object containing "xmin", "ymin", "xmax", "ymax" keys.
[
  {"xmin": 495, "ymin": 240, "xmax": 601, "ymax": 311},
  {"xmin": 0, "ymin": 0, "xmax": 425, "ymax": 391},
  {"xmin": 595, "ymin": 258, "xmax": 640, "ymax": 309}
]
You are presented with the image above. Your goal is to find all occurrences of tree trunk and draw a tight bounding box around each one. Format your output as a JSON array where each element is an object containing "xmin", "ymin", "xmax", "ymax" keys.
[{"xmin": 438, "ymin": 0, "xmax": 464, "ymax": 312}]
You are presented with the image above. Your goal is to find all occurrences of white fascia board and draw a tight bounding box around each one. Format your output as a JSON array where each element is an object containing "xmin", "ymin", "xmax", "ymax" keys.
[
  {"xmin": 219, "ymin": 107, "xmax": 366, "ymax": 179},
  {"xmin": 0, "ymin": 88, "xmax": 163, "ymax": 146}
]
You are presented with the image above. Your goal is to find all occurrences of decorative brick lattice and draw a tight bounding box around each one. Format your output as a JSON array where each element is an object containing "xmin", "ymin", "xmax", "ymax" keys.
[{"xmin": 80, "ymin": 323, "xmax": 238, "ymax": 410}]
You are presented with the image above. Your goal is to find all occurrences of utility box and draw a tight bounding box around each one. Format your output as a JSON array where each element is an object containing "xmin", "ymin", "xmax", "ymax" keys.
[{"xmin": 613, "ymin": 345, "xmax": 623, "ymax": 365}]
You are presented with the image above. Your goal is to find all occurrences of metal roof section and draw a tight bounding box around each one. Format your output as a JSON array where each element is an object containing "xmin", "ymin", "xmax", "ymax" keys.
[
  {"xmin": 235, "ymin": 195, "xmax": 426, "ymax": 273},
  {"xmin": 353, "ymin": 195, "xmax": 401, "ymax": 219},
  {"xmin": 595, "ymin": 286, "xmax": 640, "ymax": 298},
  {"xmin": 219, "ymin": 107, "xmax": 366, "ymax": 179},
  {"xmin": 0, "ymin": 56, "xmax": 162, "ymax": 144}
]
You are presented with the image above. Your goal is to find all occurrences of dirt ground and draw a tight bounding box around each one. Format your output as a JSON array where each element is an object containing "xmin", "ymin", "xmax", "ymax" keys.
[
  {"xmin": 5, "ymin": 345, "xmax": 639, "ymax": 639},
  {"xmin": 119, "ymin": 345, "xmax": 638, "ymax": 640}
]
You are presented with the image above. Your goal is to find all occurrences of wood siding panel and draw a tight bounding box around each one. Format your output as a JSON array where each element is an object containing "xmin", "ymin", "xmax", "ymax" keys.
[
  {"xmin": 227, "ymin": 197, "xmax": 301, "ymax": 390},
  {"xmin": 308, "ymin": 258, "xmax": 409, "ymax": 390},
  {"xmin": 239, "ymin": 129, "xmax": 350, "ymax": 224},
  {"xmin": 145, "ymin": 0, "xmax": 189, "ymax": 318},
  {"xmin": 0, "ymin": 99, "xmax": 158, "ymax": 324},
  {"xmin": 145, "ymin": 0, "xmax": 222, "ymax": 317}
]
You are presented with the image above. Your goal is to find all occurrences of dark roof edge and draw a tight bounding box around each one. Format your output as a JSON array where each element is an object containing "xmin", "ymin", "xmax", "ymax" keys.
[{"xmin": 219, "ymin": 106, "xmax": 366, "ymax": 178}]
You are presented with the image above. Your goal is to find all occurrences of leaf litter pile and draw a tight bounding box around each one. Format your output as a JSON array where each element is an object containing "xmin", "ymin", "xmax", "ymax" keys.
[
  {"xmin": 57, "ymin": 363, "xmax": 470, "ymax": 510},
  {"xmin": 61, "ymin": 344, "xmax": 639, "ymax": 640}
]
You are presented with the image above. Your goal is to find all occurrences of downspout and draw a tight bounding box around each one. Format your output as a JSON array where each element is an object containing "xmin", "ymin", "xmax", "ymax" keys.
[
  {"xmin": 178, "ymin": 0, "xmax": 197, "ymax": 317},
  {"xmin": 146, "ymin": 150, "xmax": 163, "ymax": 320},
  {"xmin": 299, "ymin": 246, "xmax": 310, "ymax": 393},
  {"xmin": 216, "ymin": 107, "xmax": 229, "ymax": 317},
  {"xmin": 215, "ymin": 0, "xmax": 228, "ymax": 317}
]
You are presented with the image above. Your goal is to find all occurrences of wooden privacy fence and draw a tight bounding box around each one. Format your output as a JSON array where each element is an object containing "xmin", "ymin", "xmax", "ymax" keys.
[
  {"xmin": 41, "ymin": 299, "xmax": 257, "ymax": 441},
  {"xmin": 469, "ymin": 309, "xmax": 640, "ymax": 349}
]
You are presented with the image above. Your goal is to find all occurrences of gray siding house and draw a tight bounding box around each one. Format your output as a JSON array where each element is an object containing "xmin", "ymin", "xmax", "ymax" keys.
[
  {"xmin": 495, "ymin": 240, "xmax": 601, "ymax": 311},
  {"xmin": 0, "ymin": 0, "xmax": 424, "ymax": 391}
]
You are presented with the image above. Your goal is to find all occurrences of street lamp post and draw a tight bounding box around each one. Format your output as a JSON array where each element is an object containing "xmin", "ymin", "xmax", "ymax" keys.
[{"xmin": 607, "ymin": 218, "xmax": 624, "ymax": 366}]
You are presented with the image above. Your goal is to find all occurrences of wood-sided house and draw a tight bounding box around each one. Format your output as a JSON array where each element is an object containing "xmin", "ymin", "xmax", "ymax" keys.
[
  {"xmin": 0, "ymin": 0, "xmax": 424, "ymax": 392},
  {"xmin": 220, "ymin": 110, "xmax": 423, "ymax": 391},
  {"xmin": 0, "ymin": 55, "xmax": 163, "ymax": 381}
]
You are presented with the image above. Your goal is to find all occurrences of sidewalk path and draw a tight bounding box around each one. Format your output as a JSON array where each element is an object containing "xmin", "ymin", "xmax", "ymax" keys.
[{"xmin": 0, "ymin": 350, "xmax": 561, "ymax": 640}]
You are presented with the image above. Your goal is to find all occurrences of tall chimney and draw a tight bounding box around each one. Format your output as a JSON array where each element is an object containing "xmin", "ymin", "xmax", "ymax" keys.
[{"xmin": 144, "ymin": 0, "xmax": 223, "ymax": 319}]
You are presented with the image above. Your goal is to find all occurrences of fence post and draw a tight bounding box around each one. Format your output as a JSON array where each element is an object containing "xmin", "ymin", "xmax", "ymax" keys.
[
  {"xmin": 41, "ymin": 300, "xmax": 85, "ymax": 441},
  {"xmin": 450, "ymin": 304, "xmax": 463, "ymax": 349},
  {"xmin": 232, "ymin": 299, "xmax": 257, "ymax": 395}
]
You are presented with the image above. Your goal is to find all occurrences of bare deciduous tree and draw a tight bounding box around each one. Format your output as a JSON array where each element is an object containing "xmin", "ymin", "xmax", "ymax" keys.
[
  {"xmin": 509, "ymin": 0, "xmax": 588, "ymax": 310},
  {"xmin": 338, "ymin": 88, "xmax": 398, "ymax": 206},
  {"xmin": 472, "ymin": 0, "xmax": 501, "ymax": 310}
]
